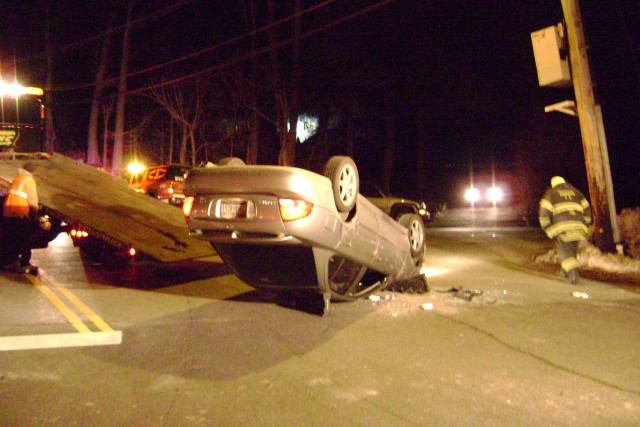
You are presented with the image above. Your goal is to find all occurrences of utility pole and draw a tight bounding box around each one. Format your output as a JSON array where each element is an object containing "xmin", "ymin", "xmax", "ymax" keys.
[{"xmin": 561, "ymin": 0, "xmax": 616, "ymax": 253}]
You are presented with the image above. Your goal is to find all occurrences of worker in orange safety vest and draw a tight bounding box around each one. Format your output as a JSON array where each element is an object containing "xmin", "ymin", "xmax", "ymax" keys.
[{"xmin": 2, "ymin": 164, "xmax": 39, "ymax": 272}]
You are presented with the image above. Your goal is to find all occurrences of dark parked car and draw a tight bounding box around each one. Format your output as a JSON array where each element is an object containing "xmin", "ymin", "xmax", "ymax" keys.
[
  {"xmin": 360, "ymin": 182, "xmax": 430, "ymax": 222},
  {"xmin": 183, "ymin": 156, "xmax": 427, "ymax": 314}
]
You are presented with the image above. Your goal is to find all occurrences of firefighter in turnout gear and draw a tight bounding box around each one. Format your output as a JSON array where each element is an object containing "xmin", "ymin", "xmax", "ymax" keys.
[
  {"xmin": 539, "ymin": 176, "xmax": 592, "ymax": 284},
  {"xmin": 2, "ymin": 164, "xmax": 39, "ymax": 273}
]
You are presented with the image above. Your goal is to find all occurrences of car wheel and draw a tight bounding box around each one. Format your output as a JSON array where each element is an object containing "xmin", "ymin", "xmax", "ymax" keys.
[
  {"xmin": 323, "ymin": 156, "xmax": 359, "ymax": 212},
  {"xmin": 398, "ymin": 213, "xmax": 425, "ymax": 267},
  {"xmin": 218, "ymin": 157, "xmax": 246, "ymax": 166}
]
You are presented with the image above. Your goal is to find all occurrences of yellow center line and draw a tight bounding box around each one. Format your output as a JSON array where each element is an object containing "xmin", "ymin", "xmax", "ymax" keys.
[
  {"xmin": 23, "ymin": 274, "xmax": 91, "ymax": 333},
  {"xmin": 37, "ymin": 269, "xmax": 115, "ymax": 332}
]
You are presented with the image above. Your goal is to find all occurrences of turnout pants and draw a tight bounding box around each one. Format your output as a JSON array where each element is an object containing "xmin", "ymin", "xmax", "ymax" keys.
[{"xmin": 556, "ymin": 238, "xmax": 580, "ymax": 274}]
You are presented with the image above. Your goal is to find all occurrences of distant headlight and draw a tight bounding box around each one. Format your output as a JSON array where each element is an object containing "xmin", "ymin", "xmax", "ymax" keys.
[
  {"xmin": 487, "ymin": 187, "xmax": 504, "ymax": 203},
  {"xmin": 464, "ymin": 188, "xmax": 480, "ymax": 203}
]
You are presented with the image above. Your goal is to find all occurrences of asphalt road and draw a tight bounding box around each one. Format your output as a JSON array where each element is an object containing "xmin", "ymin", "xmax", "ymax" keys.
[{"xmin": 1, "ymin": 226, "xmax": 639, "ymax": 426}]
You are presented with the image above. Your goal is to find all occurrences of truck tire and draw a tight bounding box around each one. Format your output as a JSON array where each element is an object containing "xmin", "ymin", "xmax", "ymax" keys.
[{"xmin": 323, "ymin": 156, "xmax": 359, "ymax": 213}]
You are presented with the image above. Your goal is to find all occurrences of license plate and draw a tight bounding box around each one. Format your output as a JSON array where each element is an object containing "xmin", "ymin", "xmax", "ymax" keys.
[{"xmin": 216, "ymin": 198, "xmax": 254, "ymax": 219}]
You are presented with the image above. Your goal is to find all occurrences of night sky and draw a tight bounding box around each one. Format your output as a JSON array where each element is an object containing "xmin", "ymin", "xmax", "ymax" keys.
[{"xmin": 1, "ymin": 0, "xmax": 638, "ymax": 209}]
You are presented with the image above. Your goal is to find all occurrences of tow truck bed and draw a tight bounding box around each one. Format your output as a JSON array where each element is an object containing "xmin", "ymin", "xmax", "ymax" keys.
[{"xmin": 0, "ymin": 153, "xmax": 213, "ymax": 263}]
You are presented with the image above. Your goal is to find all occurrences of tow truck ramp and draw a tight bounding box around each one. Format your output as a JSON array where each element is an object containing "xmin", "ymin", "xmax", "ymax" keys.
[{"xmin": 0, "ymin": 153, "xmax": 213, "ymax": 263}]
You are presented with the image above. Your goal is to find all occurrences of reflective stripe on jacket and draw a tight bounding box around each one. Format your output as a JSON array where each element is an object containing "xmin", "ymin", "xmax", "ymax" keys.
[
  {"xmin": 538, "ymin": 183, "xmax": 591, "ymax": 242},
  {"xmin": 3, "ymin": 174, "xmax": 38, "ymax": 219}
]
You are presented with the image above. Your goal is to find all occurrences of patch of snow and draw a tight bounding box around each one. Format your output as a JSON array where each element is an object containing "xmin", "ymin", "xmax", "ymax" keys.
[
  {"xmin": 535, "ymin": 241, "xmax": 640, "ymax": 274},
  {"xmin": 579, "ymin": 242, "xmax": 640, "ymax": 274}
]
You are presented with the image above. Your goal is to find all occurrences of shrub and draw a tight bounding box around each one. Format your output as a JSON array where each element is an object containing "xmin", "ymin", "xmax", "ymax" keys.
[{"xmin": 618, "ymin": 208, "xmax": 640, "ymax": 260}]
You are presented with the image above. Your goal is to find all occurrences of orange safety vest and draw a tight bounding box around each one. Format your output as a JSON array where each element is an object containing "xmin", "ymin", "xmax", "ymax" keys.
[{"xmin": 3, "ymin": 174, "xmax": 37, "ymax": 219}]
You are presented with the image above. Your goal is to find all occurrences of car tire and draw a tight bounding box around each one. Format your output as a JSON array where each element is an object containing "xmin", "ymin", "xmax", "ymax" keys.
[
  {"xmin": 398, "ymin": 213, "xmax": 425, "ymax": 267},
  {"xmin": 323, "ymin": 156, "xmax": 359, "ymax": 212},
  {"xmin": 217, "ymin": 157, "xmax": 246, "ymax": 166}
]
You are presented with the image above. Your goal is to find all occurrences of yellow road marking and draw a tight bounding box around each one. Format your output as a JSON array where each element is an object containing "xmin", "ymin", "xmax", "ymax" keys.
[
  {"xmin": 23, "ymin": 274, "xmax": 91, "ymax": 333},
  {"xmin": 0, "ymin": 268, "xmax": 124, "ymax": 351},
  {"xmin": 0, "ymin": 269, "xmax": 122, "ymax": 351},
  {"xmin": 38, "ymin": 269, "xmax": 114, "ymax": 332}
]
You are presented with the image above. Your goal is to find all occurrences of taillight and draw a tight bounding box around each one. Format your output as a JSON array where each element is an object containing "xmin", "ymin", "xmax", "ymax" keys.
[
  {"xmin": 183, "ymin": 196, "xmax": 194, "ymax": 218},
  {"xmin": 70, "ymin": 229, "xmax": 89, "ymax": 238},
  {"xmin": 278, "ymin": 198, "xmax": 313, "ymax": 221}
]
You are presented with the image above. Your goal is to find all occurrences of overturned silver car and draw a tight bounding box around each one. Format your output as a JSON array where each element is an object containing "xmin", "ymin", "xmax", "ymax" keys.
[{"xmin": 183, "ymin": 156, "xmax": 427, "ymax": 313}]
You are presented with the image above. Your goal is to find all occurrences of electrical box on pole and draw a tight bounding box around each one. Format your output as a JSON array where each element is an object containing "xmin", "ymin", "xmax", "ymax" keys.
[{"xmin": 531, "ymin": 24, "xmax": 572, "ymax": 88}]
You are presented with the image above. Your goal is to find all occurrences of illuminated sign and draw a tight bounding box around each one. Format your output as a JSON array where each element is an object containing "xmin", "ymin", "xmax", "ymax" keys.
[{"xmin": 0, "ymin": 130, "xmax": 17, "ymax": 146}]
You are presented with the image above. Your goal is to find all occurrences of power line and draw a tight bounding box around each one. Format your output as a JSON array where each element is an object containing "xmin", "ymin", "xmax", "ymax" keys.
[
  {"xmin": 57, "ymin": 0, "xmax": 397, "ymax": 104},
  {"xmin": 52, "ymin": 0, "xmax": 341, "ymax": 94},
  {"xmin": 19, "ymin": 0, "xmax": 197, "ymax": 62},
  {"xmin": 123, "ymin": 0, "xmax": 339, "ymax": 82}
]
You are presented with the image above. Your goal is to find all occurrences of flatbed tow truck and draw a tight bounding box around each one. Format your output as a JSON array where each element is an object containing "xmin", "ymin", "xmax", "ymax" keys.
[
  {"xmin": 0, "ymin": 153, "xmax": 213, "ymax": 264},
  {"xmin": 0, "ymin": 80, "xmax": 211, "ymax": 265}
]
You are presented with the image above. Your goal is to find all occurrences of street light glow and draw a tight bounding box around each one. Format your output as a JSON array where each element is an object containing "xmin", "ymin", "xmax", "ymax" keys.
[{"xmin": 127, "ymin": 162, "xmax": 146, "ymax": 175}]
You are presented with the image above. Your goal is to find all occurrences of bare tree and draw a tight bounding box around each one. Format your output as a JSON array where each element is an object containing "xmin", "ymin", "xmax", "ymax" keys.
[
  {"xmin": 101, "ymin": 98, "xmax": 114, "ymax": 169},
  {"xmin": 266, "ymin": 0, "xmax": 302, "ymax": 166},
  {"xmin": 382, "ymin": 100, "xmax": 396, "ymax": 195},
  {"xmin": 415, "ymin": 106, "xmax": 427, "ymax": 199},
  {"xmin": 243, "ymin": 0, "xmax": 260, "ymax": 165},
  {"xmin": 44, "ymin": 2, "xmax": 56, "ymax": 153},
  {"xmin": 112, "ymin": 0, "xmax": 134, "ymax": 173},
  {"xmin": 149, "ymin": 80, "xmax": 206, "ymax": 166},
  {"xmin": 87, "ymin": 6, "xmax": 114, "ymax": 166}
]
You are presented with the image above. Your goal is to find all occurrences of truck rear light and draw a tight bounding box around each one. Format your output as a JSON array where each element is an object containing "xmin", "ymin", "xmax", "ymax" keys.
[
  {"xmin": 70, "ymin": 229, "xmax": 89, "ymax": 238},
  {"xmin": 278, "ymin": 198, "xmax": 313, "ymax": 221}
]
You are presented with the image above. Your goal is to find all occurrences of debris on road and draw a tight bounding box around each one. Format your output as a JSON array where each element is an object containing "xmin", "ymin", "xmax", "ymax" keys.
[
  {"xmin": 572, "ymin": 291, "xmax": 589, "ymax": 299},
  {"xmin": 384, "ymin": 274, "xmax": 429, "ymax": 294},
  {"xmin": 436, "ymin": 286, "xmax": 483, "ymax": 301}
]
